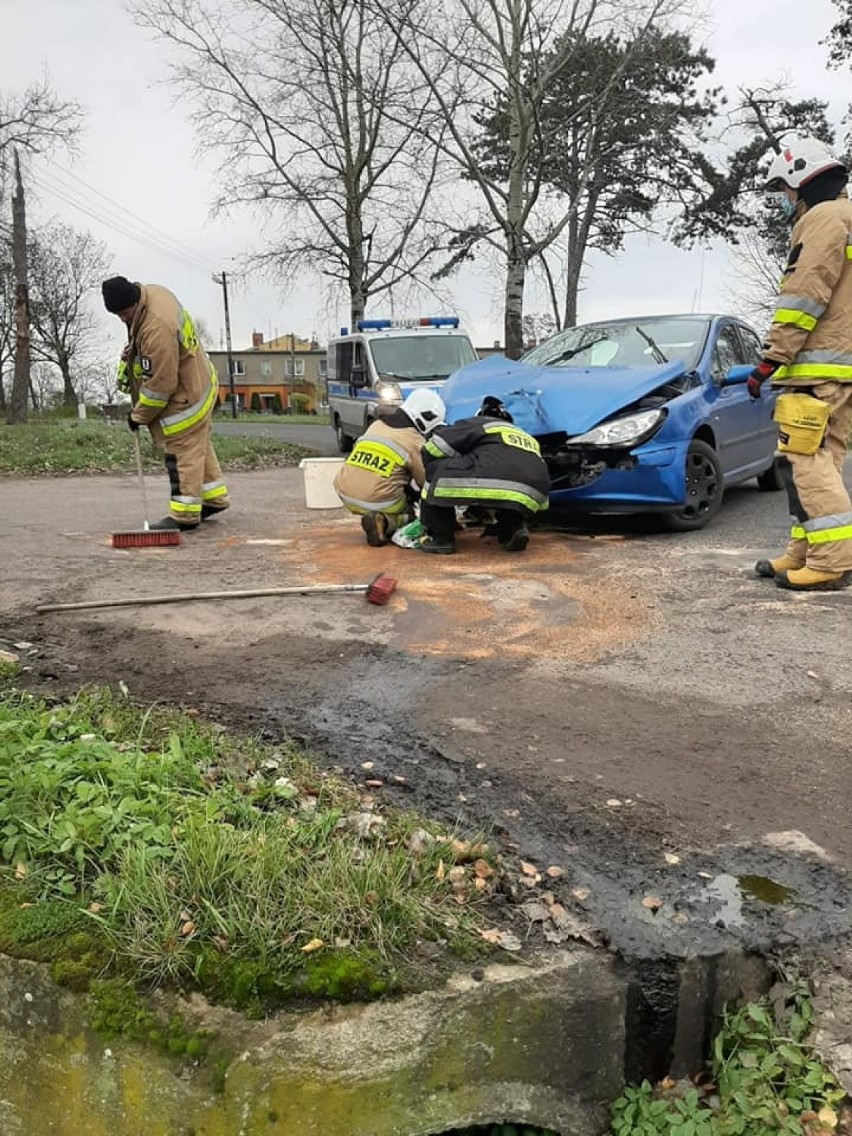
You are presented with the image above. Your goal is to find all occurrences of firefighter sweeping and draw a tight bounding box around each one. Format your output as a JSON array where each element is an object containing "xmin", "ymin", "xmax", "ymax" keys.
[{"xmin": 103, "ymin": 276, "xmax": 230, "ymax": 534}]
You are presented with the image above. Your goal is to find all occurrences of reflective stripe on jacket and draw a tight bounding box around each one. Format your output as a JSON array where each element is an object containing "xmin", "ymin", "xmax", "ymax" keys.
[
  {"xmin": 422, "ymin": 416, "xmax": 550, "ymax": 514},
  {"xmin": 765, "ymin": 194, "xmax": 852, "ymax": 384},
  {"xmin": 333, "ymin": 413, "xmax": 426, "ymax": 513},
  {"xmin": 127, "ymin": 284, "xmax": 218, "ymax": 438}
]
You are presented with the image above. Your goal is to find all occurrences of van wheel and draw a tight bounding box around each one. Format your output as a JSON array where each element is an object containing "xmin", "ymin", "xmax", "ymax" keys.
[{"xmin": 335, "ymin": 418, "xmax": 353, "ymax": 453}]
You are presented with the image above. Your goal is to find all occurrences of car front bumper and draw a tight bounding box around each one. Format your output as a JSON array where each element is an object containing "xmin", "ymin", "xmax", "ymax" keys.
[{"xmin": 548, "ymin": 439, "xmax": 689, "ymax": 511}]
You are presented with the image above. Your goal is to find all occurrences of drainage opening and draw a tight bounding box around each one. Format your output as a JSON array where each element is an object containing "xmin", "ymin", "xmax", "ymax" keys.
[{"xmin": 440, "ymin": 1127, "xmax": 558, "ymax": 1135}]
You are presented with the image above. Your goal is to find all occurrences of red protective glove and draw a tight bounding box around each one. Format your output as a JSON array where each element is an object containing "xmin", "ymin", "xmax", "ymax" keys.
[{"xmin": 747, "ymin": 359, "xmax": 779, "ymax": 400}]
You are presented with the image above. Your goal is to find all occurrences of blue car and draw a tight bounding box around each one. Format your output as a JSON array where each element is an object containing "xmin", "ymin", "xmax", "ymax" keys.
[{"xmin": 441, "ymin": 314, "xmax": 782, "ymax": 530}]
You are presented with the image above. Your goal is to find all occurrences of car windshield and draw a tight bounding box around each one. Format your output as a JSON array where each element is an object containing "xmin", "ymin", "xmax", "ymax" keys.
[
  {"xmin": 521, "ymin": 318, "xmax": 711, "ymax": 372},
  {"xmin": 368, "ymin": 334, "xmax": 477, "ymax": 380}
]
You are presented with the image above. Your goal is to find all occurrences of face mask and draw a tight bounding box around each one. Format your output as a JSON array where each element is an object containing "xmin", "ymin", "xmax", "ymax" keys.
[{"xmin": 776, "ymin": 193, "xmax": 797, "ymax": 219}]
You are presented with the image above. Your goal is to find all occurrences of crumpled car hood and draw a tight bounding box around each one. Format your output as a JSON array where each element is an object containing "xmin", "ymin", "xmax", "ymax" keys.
[{"xmin": 442, "ymin": 355, "xmax": 689, "ymax": 437}]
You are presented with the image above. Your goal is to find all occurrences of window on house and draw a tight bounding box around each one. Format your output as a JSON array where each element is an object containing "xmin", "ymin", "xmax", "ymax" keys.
[
  {"xmin": 260, "ymin": 361, "xmax": 273, "ymax": 376},
  {"xmin": 284, "ymin": 359, "xmax": 305, "ymax": 377},
  {"xmin": 231, "ymin": 359, "xmax": 246, "ymax": 376}
]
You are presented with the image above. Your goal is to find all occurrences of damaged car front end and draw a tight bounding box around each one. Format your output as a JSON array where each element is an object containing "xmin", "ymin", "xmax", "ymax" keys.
[{"xmin": 441, "ymin": 315, "xmax": 780, "ymax": 529}]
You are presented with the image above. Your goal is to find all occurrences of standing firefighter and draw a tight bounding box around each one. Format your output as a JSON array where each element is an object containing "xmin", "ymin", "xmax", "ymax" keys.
[
  {"xmin": 333, "ymin": 389, "xmax": 445, "ymax": 546},
  {"xmin": 103, "ymin": 276, "xmax": 229, "ymax": 532},
  {"xmin": 750, "ymin": 139, "xmax": 852, "ymax": 591},
  {"xmin": 412, "ymin": 396, "xmax": 550, "ymax": 554}
]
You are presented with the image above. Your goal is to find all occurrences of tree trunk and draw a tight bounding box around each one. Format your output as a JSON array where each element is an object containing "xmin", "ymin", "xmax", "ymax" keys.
[
  {"xmin": 59, "ymin": 354, "xmax": 77, "ymax": 407},
  {"xmin": 29, "ymin": 378, "xmax": 39, "ymax": 412},
  {"xmin": 7, "ymin": 152, "xmax": 30, "ymax": 425},
  {"xmin": 562, "ymin": 244, "xmax": 583, "ymax": 330},
  {"xmin": 504, "ymin": 237, "xmax": 526, "ymax": 360},
  {"xmin": 0, "ymin": 369, "xmax": 6, "ymax": 411}
]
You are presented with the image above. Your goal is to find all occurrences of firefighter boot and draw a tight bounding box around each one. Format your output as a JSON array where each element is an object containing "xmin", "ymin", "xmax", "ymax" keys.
[
  {"xmin": 501, "ymin": 525, "xmax": 529, "ymax": 552},
  {"xmin": 775, "ymin": 567, "xmax": 852, "ymax": 591},
  {"xmin": 361, "ymin": 513, "xmax": 389, "ymax": 547},
  {"xmin": 412, "ymin": 534, "xmax": 455, "ymax": 555},
  {"xmin": 151, "ymin": 516, "xmax": 199, "ymax": 532},
  {"xmin": 754, "ymin": 554, "xmax": 804, "ymax": 579}
]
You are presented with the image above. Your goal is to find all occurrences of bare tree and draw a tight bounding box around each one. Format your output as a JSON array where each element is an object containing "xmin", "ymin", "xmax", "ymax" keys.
[
  {"xmin": 135, "ymin": 0, "xmax": 448, "ymax": 326},
  {"xmin": 373, "ymin": 0, "xmax": 693, "ymax": 356},
  {"xmin": 0, "ymin": 78, "xmax": 82, "ymax": 198},
  {"xmin": 2, "ymin": 79, "xmax": 82, "ymax": 424},
  {"xmin": 28, "ymin": 223, "xmax": 112, "ymax": 407},
  {"xmin": 0, "ymin": 244, "xmax": 13, "ymax": 411}
]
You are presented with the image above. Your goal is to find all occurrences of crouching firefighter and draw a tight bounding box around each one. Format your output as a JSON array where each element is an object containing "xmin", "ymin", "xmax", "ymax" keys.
[
  {"xmin": 333, "ymin": 390, "xmax": 446, "ymax": 546},
  {"xmin": 749, "ymin": 138, "xmax": 852, "ymax": 591},
  {"xmin": 412, "ymin": 396, "xmax": 550, "ymax": 554},
  {"xmin": 103, "ymin": 276, "xmax": 229, "ymax": 532}
]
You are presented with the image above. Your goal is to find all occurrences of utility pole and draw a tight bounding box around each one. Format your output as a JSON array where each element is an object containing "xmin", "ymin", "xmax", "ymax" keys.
[
  {"xmin": 212, "ymin": 270, "xmax": 237, "ymax": 418},
  {"xmin": 7, "ymin": 151, "xmax": 30, "ymax": 425}
]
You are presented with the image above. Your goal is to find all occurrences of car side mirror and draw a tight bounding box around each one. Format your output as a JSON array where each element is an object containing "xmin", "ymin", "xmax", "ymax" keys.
[
  {"xmin": 350, "ymin": 365, "xmax": 368, "ymax": 388},
  {"xmin": 722, "ymin": 364, "xmax": 753, "ymax": 387}
]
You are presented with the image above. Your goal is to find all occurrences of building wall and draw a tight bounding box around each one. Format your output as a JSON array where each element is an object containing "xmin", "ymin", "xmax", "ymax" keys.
[{"xmin": 209, "ymin": 349, "xmax": 328, "ymax": 413}]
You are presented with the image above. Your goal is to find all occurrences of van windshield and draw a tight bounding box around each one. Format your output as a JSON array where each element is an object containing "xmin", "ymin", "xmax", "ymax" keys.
[{"xmin": 369, "ymin": 335, "xmax": 477, "ymax": 381}]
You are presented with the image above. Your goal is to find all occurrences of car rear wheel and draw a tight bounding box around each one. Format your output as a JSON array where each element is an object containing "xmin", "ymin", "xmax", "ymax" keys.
[
  {"xmin": 757, "ymin": 457, "xmax": 784, "ymax": 492},
  {"xmin": 665, "ymin": 439, "xmax": 724, "ymax": 532},
  {"xmin": 335, "ymin": 417, "xmax": 353, "ymax": 454}
]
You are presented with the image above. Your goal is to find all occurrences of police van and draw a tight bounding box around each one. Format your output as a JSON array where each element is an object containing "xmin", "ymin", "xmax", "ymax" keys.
[{"xmin": 326, "ymin": 317, "xmax": 477, "ymax": 452}]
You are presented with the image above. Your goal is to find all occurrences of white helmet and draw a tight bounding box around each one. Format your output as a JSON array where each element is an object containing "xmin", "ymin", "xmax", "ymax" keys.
[
  {"xmin": 764, "ymin": 137, "xmax": 845, "ymax": 191},
  {"xmin": 401, "ymin": 389, "xmax": 446, "ymax": 435}
]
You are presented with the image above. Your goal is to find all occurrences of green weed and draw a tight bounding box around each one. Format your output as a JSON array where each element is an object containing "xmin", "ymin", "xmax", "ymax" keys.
[
  {"xmin": 0, "ymin": 685, "xmax": 487, "ymax": 1012},
  {"xmin": 611, "ymin": 983, "xmax": 844, "ymax": 1135},
  {"xmin": 0, "ymin": 421, "xmax": 311, "ymax": 476}
]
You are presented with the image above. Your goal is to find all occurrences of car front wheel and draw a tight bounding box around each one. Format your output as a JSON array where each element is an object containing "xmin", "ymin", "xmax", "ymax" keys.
[{"xmin": 665, "ymin": 439, "xmax": 724, "ymax": 532}]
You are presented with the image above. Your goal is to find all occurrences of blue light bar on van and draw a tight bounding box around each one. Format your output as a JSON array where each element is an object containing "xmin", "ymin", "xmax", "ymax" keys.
[{"xmin": 355, "ymin": 316, "xmax": 460, "ymax": 331}]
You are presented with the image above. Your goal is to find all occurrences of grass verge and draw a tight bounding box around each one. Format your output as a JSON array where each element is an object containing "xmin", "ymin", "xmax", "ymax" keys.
[
  {"xmin": 0, "ymin": 421, "xmax": 313, "ymax": 476},
  {"xmin": 0, "ymin": 681, "xmax": 493, "ymax": 1017},
  {"xmin": 611, "ymin": 981, "xmax": 844, "ymax": 1135}
]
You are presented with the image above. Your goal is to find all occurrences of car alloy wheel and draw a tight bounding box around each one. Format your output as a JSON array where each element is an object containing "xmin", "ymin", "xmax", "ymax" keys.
[{"xmin": 665, "ymin": 439, "xmax": 724, "ymax": 532}]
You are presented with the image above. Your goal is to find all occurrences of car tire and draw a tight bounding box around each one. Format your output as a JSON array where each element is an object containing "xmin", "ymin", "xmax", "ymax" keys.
[
  {"xmin": 756, "ymin": 457, "xmax": 784, "ymax": 492},
  {"xmin": 664, "ymin": 439, "xmax": 724, "ymax": 532},
  {"xmin": 335, "ymin": 418, "xmax": 353, "ymax": 454}
]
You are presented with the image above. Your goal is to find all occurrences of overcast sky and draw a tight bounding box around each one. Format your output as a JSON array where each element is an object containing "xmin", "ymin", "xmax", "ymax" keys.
[{"xmin": 2, "ymin": 0, "xmax": 849, "ymax": 356}]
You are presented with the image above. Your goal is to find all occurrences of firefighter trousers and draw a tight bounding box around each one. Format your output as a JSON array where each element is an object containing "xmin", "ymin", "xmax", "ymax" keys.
[
  {"xmin": 163, "ymin": 418, "xmax": 230, "ymax": 528},
  {"xmin": 781, "ymin": 381, "xmax": 852, "ymax": 571}
]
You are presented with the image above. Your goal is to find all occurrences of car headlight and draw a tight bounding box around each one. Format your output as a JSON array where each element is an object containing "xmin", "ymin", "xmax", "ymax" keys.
[
  {"xmin": 567, "ymin": 408, "xmax": 666, "ymax": 448},
  {"xmin": 376, "ymin": 381, "xmax": 402, "ymax": 403}
]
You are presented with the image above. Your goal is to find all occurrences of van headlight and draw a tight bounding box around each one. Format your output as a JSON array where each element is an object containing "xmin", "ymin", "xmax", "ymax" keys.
[
  {"xmin": 567, "ymin": 408, "xmax": 666, "ymax": 448},
  {"xmin": 376, "ymin": 381, "xmax": 402, "ymax": 403}
]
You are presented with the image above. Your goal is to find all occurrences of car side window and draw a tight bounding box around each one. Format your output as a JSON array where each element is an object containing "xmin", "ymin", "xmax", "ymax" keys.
[
  {"xmin": 711, "ymin": 326, "xmax": 744, "ymax": 384},
  {"xmin": 737, "ymin": 326, "xmax": 763, "ymax": 364}
]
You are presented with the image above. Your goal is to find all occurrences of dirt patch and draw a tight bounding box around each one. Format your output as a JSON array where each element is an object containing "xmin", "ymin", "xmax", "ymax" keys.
[{"xmin": 4, "ymin": 470, "xmax": 852, "ymax": 964}]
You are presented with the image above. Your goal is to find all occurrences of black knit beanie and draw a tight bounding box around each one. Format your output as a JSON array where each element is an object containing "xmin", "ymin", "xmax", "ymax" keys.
[{"xmin": 102, "ymin": 276, "xmax": 141, "ymax": 314}]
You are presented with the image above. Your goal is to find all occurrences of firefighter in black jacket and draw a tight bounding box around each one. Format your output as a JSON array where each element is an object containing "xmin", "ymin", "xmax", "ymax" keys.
[{"xmin": 413, "ymin": 396, "xmax": 550, "ymax": 554}]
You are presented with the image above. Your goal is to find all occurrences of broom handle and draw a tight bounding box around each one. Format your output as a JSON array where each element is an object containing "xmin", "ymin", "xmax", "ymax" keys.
[
  {"xmin": 36, "ymin": 582, "xmax": 370, "ymax": 613},
  {"xmin": 133, "ymin": 430, "xmax": 151, "ymax": 531}
]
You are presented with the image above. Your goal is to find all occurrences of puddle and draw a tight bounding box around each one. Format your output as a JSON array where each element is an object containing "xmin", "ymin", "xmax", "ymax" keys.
[{"xmin": 698, "ymin": 874, "xmax": 798, "ymax": 928}]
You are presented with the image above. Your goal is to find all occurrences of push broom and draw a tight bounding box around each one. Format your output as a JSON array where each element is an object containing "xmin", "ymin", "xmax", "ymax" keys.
[
  {"xmin": 111, "ymin": 432, "xmax": 181, "ymax": 549},
  {"xmin": 36, "ymin": 574, "xmax": 398, "ymax": 612}
]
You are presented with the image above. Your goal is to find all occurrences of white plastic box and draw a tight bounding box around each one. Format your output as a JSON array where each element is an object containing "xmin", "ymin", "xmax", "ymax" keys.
[{"xmin": 299, "ymin": 457, "xmax": 345, "ymax": 509}]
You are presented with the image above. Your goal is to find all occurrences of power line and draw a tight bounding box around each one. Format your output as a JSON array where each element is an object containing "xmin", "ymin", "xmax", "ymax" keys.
[
  {"xmin": 49, "ymin": 159, "xmax": 219, "ymax": 268},
  {"xmin": 25, "ymin": 165, "xmax": 219, "ymax": 276}
]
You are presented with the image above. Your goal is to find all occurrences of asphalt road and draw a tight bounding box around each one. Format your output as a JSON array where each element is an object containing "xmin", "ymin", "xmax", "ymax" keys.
[
  {"xmin": 2, "ymin": 465, "xmax": 852, "ymax": 960},
  {"xmin": 214, "ymin": 419, "xmax": 338, "ymax": 455}
]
